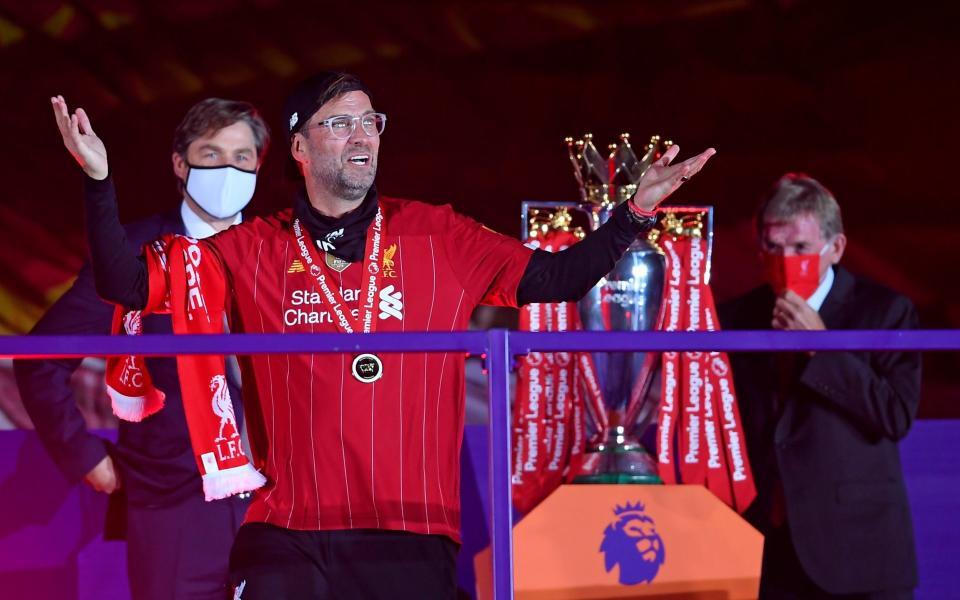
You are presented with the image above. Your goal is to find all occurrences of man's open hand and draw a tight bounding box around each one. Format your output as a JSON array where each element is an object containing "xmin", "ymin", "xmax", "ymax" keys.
[
  {"xmin": 51, "ymin": 95, "xmax": 108, "ymax": 180},
  {"xmin": 631, "ymin": 145, "xmax": 716, "ymax": 212}
]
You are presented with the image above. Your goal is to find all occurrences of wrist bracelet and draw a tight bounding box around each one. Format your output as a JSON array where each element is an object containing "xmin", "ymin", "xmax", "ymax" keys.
[
  {"xmin": 627, "ymin": 199, "xmax": 657, "ymax": 218},
  {"xmin": 625, "ymin": 201, "xmax": 658, "ymax": 228}
]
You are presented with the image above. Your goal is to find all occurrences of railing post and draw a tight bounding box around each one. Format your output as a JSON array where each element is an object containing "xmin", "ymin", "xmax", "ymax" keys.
[{"xmin": 486, "ymin": 328, "xmax": 514, "ymax": 599}]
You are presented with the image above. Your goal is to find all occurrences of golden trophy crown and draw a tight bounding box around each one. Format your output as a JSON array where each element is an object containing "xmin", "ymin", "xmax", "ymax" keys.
[{"xmin": 565, "ymin": 133, "xmax": 673, "ymax": 207}]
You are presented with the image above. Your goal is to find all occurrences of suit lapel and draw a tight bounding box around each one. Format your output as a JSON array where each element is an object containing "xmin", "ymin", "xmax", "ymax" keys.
[
  {"xmin": 817, "ymin": 265, "xmax": 853, "ymax": 328},
  {"xmin": 166, "ymin": 205, "xmax": 187, "ymax": 236}
]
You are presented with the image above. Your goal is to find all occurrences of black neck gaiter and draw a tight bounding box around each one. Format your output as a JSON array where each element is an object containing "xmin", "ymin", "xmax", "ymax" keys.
[{"xmin": 292, "ymin": 186, "xmax": 379, "ymax": 263}]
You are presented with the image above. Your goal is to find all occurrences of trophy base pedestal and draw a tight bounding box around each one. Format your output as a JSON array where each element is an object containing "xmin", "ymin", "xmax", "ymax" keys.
[
  {"xmin": 573, "ymin": 472, "xmax": 662, "ymax": 485},
  {"xmin": 572, "ymin": 438, "xmax": 663, "ymax": 485},
  {"xmin": 474, "ymin": 484, "xmax": 762, "ymax": 599}
]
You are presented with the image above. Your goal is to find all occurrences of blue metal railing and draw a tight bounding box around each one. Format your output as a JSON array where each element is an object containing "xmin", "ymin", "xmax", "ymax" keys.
[{"xmin": 3, "ymin": 328, "xmax": 959, "ymax": 600}]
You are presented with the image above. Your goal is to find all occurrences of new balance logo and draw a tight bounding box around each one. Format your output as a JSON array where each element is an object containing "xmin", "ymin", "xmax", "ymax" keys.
[
  {"xmin": 378, "ymin": 285, "xmax": 403, "ymax": 320},
  {"xmin": 288, "ymin": 259, "xmax": 305, "ymax": 273},
  {"xmin": 318, "ymin": 228, "xmax": 344, "ymax": 252}
]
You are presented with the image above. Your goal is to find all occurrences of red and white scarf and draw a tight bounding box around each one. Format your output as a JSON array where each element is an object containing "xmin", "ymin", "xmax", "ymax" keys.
[{"xmin": 104, "ymin": 235, "xmax": 266, "ymax": 501}]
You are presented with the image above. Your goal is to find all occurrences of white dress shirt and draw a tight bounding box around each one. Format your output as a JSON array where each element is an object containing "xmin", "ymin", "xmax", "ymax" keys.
[
  {"xmin": 180, "ymin": 200, "xmax": 241, "ymax": 240},
  {"xmin": 807, "ymin": 265, "xmax": 835, "ymax": 312}
]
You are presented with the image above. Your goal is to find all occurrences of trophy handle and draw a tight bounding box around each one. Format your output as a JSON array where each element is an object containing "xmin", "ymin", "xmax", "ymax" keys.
[{"xmin": 623, "ymin": 350, "xmax": 660, "ymax": 430}]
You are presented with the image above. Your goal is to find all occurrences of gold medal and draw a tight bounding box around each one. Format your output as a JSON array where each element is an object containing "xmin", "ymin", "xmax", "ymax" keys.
[
  {"xmin": 324, "ymin": 252, "xmax": 351, "ymax": 273},
  {"xmin": 291, "ymin": 209, "xmax": 385, "ymax": 336}
]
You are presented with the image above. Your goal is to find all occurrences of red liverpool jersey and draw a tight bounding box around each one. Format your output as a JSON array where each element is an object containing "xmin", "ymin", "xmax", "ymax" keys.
[{"xmin": 204, "ymin": 196, "xmax": 531, "ymax": 542}]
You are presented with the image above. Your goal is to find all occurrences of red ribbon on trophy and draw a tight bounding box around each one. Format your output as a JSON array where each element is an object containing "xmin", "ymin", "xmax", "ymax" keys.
[
  {"xmin": 703, "ymin": 283, "xmax": 756, "ymax": 511},
  {"xmin": 512, "ymin": 227, "xmax": 603, "ymax": 513},
  {"xmin": 653, "ymin": 212, "xmax": 756, "ymax": 512},
  {"xmin": 513, "ymin": 205, "xmax": 755, "ymax": 514},
  {"xmin": 656, "ymin": 236, "xmax": 686, "ymax": 486}
]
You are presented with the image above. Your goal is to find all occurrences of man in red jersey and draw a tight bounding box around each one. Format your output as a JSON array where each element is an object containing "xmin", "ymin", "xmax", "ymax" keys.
[{"xmin": 56, "ymin": 71, "xmax": 715, "ymax": 598}]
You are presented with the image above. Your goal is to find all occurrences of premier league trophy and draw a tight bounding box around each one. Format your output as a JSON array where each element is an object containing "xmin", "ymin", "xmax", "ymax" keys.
[
  {"xmin": 519, "ymin": 133, "xmax": 713, "ymax": 485},
  {"xmin": 568, "ymin": 133, "xmax": 669, "ymax": 483}
]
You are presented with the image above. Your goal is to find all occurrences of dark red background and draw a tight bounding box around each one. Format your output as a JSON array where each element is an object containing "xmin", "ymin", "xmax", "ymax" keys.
[{"xmin": 1, "ymin": 0, "xmax": 957, "ymax": 416}]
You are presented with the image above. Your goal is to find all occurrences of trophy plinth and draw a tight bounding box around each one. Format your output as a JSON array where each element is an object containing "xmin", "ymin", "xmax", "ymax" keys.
[{"xmin": 573, "ymin": 425, "xmax": 662, "ymax": 484}]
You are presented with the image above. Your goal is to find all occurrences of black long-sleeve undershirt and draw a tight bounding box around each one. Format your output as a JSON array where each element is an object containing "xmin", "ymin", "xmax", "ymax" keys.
[
  {"xmin": 84, "ymin": 174, "xmax": 150, "ymax": 310},
  {"xmin": 83, "ymin": 175, "xmax": 653, "ymax": 310},
  {"xmin": 515, "ymin": 202, "xmax": 652, "ymax": 305}
]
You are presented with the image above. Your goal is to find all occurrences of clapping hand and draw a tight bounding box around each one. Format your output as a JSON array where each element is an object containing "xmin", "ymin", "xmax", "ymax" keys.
[
  {"xmin": 772, "ymin": 290, "xmax": 826, "ymax": 331},
  {"xmin": 773, "ymin": 290, "xmax": 826, "ymax": 356}
]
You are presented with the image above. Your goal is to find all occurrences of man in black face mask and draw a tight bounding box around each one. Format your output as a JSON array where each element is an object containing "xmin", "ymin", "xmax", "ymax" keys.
[
  {"xmin": 14, "ymin": 97, "xmax": 270, "ymax": 600},
  {"xmin": 720, "ymin": 173, "xmax": 921, "ymax": 599}
]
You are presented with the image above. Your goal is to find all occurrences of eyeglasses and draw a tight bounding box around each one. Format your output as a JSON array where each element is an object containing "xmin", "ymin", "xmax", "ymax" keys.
[{"xmin": 303, "ymin": 113, "xmax": 387, "ymax": 139}]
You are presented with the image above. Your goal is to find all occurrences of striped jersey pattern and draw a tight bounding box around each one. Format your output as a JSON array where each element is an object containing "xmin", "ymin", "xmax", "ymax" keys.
[{"xmin": 204, "ymin": 196, "xmax": 532, "ymax": 542}]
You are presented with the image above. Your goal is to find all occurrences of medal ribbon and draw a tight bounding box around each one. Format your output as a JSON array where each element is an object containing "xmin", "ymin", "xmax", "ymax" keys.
[{"xmin": 291, "ymin": 207, "xmax": 386, "ymax": 334}]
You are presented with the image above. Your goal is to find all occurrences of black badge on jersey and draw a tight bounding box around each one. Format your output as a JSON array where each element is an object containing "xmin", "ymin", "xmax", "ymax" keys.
[{"xmin": 351, "ymin": 353, "xmax": 383, "ymax": 384}]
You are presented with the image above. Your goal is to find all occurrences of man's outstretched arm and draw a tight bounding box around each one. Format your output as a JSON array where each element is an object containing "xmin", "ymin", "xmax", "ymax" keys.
[
  {"xmin": 517, "ymin": 200, "xmax": 655, "ymax": 304},
  {"xmin": 517, "ymin": 145, "xmax": 715, "ymax": 305},
  {"xmin": 51, "ymin": 95, "xmax": 148, "ymax": 309}
]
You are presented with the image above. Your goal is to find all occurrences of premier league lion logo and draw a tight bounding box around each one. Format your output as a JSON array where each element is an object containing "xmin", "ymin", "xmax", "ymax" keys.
[{"xmin": 599, "ymin": 501, "xmax": 665, "ymax": 585}]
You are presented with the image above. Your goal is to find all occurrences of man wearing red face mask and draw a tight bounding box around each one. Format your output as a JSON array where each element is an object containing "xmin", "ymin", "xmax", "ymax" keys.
[{"xmin": 720, "ymin": 173, "xmax": 921, "ymax": 599}]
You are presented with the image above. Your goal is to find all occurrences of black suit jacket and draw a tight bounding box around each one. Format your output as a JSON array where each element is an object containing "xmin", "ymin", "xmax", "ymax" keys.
[
  {"xmin": 719, "ymin": 265, "xmax": 921, "ymax": 594},
  {"xmin": 13, "ymin": 207, "xmax": 244, "ymax": 518}
]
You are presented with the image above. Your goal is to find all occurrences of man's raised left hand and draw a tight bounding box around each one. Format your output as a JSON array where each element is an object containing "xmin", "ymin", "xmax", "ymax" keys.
[{"xmin": 630, "ymin": 145, "xmax": 716, "ymax": 213}]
